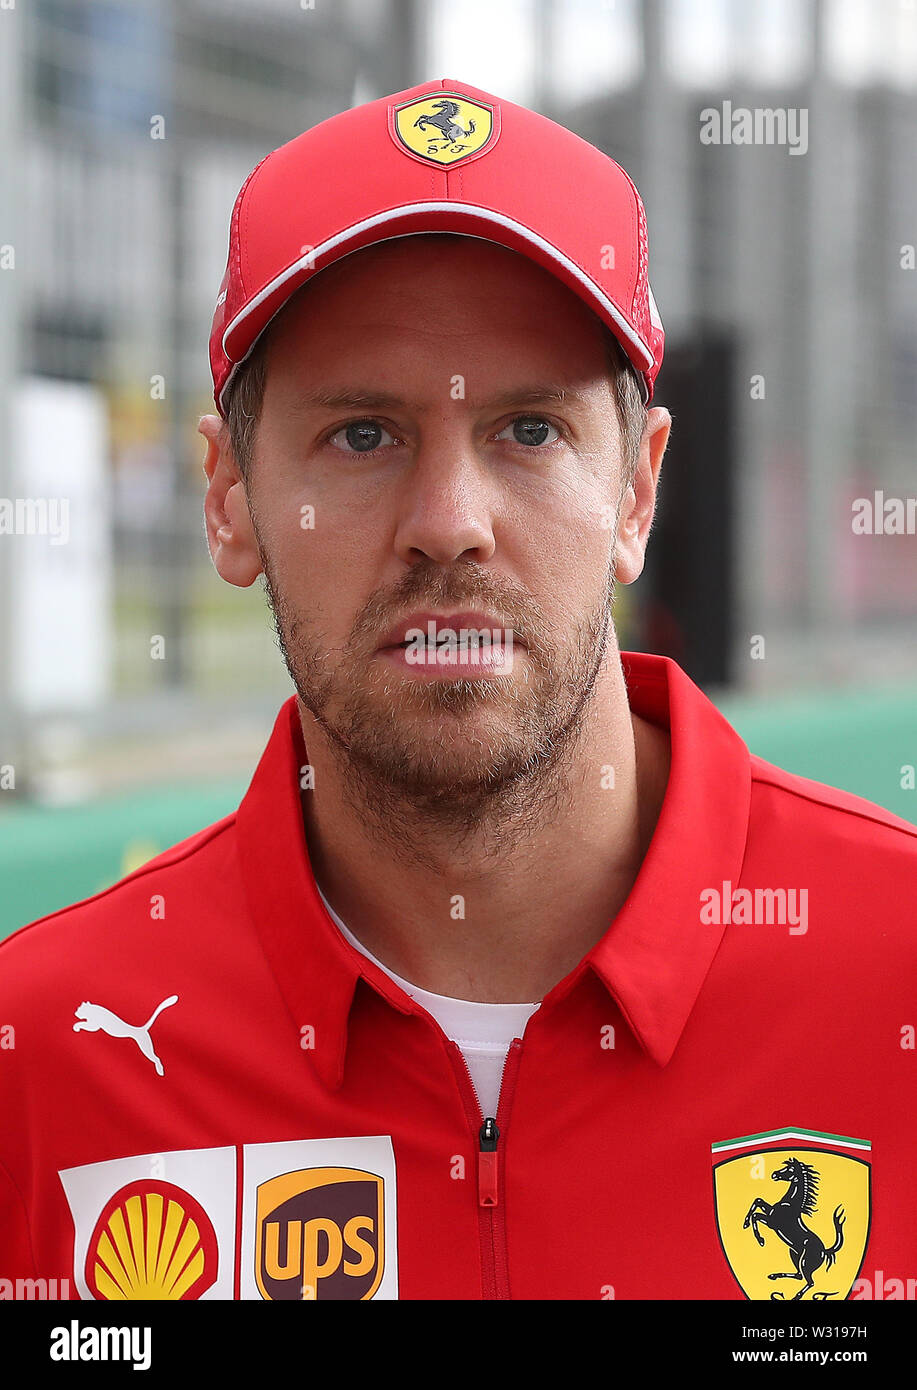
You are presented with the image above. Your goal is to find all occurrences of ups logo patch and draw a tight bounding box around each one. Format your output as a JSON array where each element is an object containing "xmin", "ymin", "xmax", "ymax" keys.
[{"xmin": 255, "ymin": 1167, "xmax": 384, "ymax": 1301}]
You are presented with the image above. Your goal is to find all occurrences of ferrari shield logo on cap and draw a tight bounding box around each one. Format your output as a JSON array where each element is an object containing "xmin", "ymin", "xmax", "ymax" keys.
[
  {"xmin": 712, "ymin": 1128, "xmax": 871, "ymax": 1300},
  {"xmin": 390, "ymin": 91, "xmax": 499, "ymax": 167},
  {"xmin": 255, "ymin": 1166, "xmax": 385, "ymax": 1300}
]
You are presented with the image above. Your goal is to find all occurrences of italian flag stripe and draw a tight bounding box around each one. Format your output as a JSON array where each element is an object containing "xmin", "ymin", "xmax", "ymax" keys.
[{"xmin": 711, "ymin": 1127, "xmax": 871, "ymax": 1154}]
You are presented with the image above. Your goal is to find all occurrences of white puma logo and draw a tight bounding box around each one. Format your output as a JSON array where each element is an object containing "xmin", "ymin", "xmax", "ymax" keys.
[{"xmin": 73, "ymin": 996, "xmax": 179, "ymax": 1077}]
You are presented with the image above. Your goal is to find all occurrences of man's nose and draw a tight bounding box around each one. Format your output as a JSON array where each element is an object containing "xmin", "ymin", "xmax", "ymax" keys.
[{"xmin": 391, "ymin": 430, "xmax": 498, "ymax": 567}]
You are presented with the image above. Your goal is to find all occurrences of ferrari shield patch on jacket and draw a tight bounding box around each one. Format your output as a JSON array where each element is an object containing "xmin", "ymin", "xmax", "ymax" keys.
[{"xmin": 712, "ymin": 1128, "xmax": 871, "ymax": 1300}]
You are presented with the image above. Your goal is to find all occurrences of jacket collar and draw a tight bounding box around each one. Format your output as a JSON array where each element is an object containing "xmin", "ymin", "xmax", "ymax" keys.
[
  {"xmin": 580, "ymin": 653, "xmax": 750, "ymax": 1065},
  {"xmin": 235, "ymin": 652, "xmax": 751, "ymax": 1087}
]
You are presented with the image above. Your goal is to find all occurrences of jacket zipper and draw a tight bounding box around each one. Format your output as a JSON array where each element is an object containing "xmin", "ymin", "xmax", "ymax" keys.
[{"xmin": 448, "ymin": 1036, "xmax": 523, "ymax": 1300}]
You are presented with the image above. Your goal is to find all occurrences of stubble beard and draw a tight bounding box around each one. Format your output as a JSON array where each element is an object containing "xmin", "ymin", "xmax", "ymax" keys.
[{"xmin": 257, "ymin": 538, "xmax": 618, "ymax": 869}]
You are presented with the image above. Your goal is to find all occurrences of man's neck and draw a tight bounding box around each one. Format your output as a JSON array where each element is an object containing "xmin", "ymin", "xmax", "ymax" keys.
[{"xmin": 298, "ymin": 656, "xmax": 671, "ymax": 1003}]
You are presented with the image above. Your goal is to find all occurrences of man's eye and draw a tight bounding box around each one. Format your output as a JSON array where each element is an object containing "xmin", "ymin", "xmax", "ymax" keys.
[
  {"xmin": 495, "ymin": 416, "xmax": 561, "ymax": 448},
  {"xmin": 328, "ymin": 419, "xmax": 397, "ymax": 454}
]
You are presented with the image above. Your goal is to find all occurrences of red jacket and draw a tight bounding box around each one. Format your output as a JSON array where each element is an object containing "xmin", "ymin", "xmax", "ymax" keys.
[{"xmin": 1, "ymin": 653, "xmax": 915, "ymax": 1300}]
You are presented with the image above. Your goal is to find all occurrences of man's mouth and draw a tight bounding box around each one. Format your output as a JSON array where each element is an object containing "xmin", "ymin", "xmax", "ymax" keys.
[{"xmin": 374, "ymin": 611, "xmax": 519, "ymax": 676}]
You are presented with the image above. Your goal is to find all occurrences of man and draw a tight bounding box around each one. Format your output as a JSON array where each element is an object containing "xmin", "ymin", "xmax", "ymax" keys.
[{"xmin": 1, "ymin": 78, "xmax": 915, "ymax": 1303}]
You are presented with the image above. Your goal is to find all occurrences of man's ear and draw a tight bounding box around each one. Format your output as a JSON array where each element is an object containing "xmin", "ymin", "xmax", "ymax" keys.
[
  {"xmin": 199, "ymin": 414, "xmax": 263, "ymax": 587},
  {"xmin": 613, "ymin": 405, "xmax": 671, "ymax": 585}
]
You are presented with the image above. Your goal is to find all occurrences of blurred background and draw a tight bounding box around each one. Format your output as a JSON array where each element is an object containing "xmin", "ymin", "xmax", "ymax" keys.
[{"xmin": 1, "ymin": 0, "xmax": 916, "ymax": 936}]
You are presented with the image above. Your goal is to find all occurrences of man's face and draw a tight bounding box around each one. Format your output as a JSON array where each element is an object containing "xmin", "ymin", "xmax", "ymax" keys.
[{"xmin": 232, "ymin": 236, "xmax": 651, "ymax": 807}]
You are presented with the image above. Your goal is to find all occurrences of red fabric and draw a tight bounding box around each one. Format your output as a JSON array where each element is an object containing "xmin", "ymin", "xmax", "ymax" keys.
[{"xmin": 1, "ymin": 652, "xmax": 914, "ymax": 1299}]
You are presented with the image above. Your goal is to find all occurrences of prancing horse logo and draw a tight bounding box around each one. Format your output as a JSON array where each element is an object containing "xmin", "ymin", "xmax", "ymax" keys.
[
  {"xmin": 712, "ymin": 1128, "xmax": 870, "ymax": 1300},
  {"xmin": 413, "ymin": 99, "xmax": 476, "ymax": 149},
  {"xmin": 743, "ymin": 1156, "xmax": 845, "ymax": 1300},
  {"xmin": 390, "ymin": 91, "xmax": 498, "ymax": 168}
]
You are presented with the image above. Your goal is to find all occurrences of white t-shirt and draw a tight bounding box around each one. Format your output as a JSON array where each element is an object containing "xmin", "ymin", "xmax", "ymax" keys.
[{"xmin": 316, "ymin": 885, "xmax": 540, "ymax": 1119}]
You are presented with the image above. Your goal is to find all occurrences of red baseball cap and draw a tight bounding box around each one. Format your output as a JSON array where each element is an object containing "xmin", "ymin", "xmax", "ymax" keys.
[{"xmin": 209, "ymin": 76, "xmax": 665, "ymax": 417}]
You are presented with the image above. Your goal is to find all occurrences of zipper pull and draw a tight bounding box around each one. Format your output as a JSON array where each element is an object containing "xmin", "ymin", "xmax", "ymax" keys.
[{"xmin": 478, "ymin": 1117, "xmax": 500, "ymax": 1207}]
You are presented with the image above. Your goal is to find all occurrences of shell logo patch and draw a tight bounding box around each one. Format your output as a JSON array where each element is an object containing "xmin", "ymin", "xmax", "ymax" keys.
[
  {"xmin": 60, "ymin": 1146, "xmax": 237, "ymax": 1300},
  {"xmin": 713, "ymin": 1128, "xmax": 871, "ymax": 1301},
  {"xmin": 85, "ymin": 1180, "xmax": 218, "ymax": 1300},
  {"xmin": 390, "ymin": 91, "xmax": 499, "ymax": 168}
]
